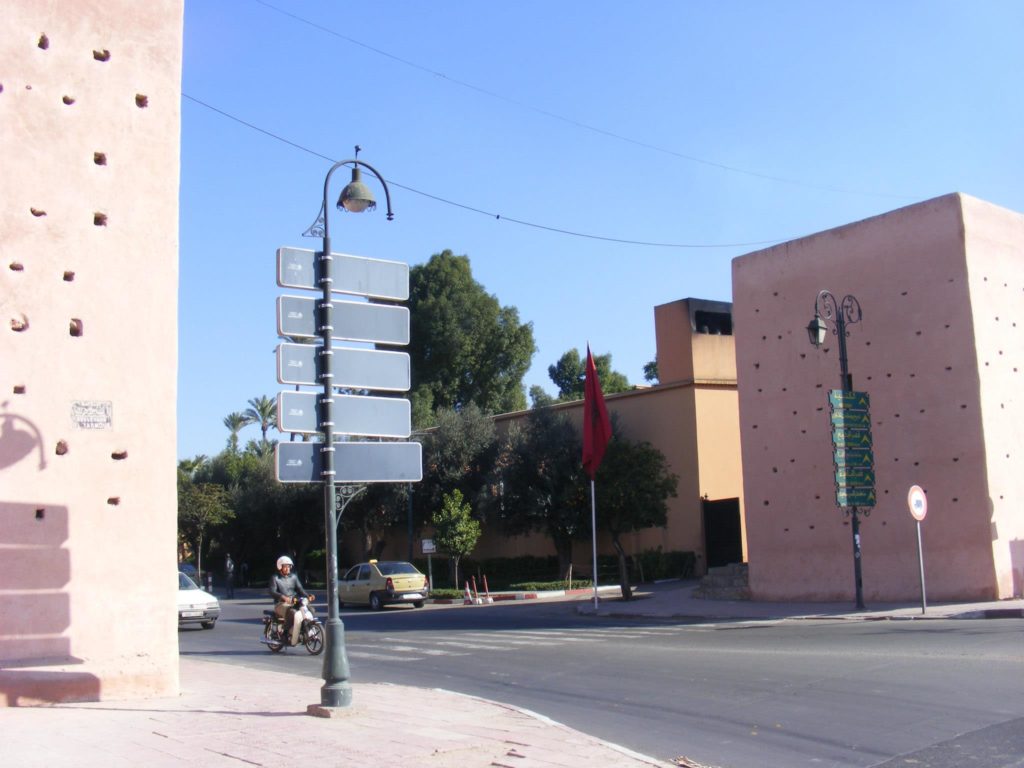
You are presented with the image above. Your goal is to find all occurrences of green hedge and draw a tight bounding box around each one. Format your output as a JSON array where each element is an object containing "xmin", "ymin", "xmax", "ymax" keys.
[{"xmin": 414, "ymin": 549, "xmax": 695, "ymax": 590}]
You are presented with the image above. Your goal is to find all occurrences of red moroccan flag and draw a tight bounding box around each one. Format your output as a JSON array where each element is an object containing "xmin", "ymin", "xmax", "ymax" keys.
[{"xmin": 582, "ymin": 345, "xmax": 612, "ymax": 478}]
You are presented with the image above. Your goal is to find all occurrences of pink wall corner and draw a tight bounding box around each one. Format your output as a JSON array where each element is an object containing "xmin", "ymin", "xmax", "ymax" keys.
[
  {"xmin": 1, "ymin": 0, "xmax": 183, "ymax": 703},
  {"xmin": 733, "ymin": 193, "xmax": 1021, "ymax": 602}
]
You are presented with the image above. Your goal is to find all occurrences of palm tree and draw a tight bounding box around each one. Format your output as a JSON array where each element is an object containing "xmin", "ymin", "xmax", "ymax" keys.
[
  {"xmin": 178, "ymin": 455, "xmax": 208, "ymax": 479},
  {"xmin": 223, "ymin": 412, "xmax": 252, "ymax": 453},
  {"xmin": 244, "ymin": 395, "xmax": 277, "ymax": 444}
]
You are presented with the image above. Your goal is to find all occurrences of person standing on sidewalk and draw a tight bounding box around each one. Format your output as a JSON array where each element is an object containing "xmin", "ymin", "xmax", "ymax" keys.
[{"xmin": 224, "ymin": 554, "xmax": 236, "ymax": 599}]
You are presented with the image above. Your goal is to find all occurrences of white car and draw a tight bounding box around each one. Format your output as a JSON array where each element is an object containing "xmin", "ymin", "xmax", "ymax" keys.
[{"xmin": 177, "ymin": 571, "xmax": 220, "ymax": 629}]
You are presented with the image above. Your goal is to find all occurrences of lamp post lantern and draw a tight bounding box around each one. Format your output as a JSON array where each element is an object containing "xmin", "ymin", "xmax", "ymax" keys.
[
  {"xmin": 312, "ymin": 147, "xmax": 393, "ymax": 708},
  {"xmin": 808, "ymin": 289, "xmax": 868, "ymax": 611}
]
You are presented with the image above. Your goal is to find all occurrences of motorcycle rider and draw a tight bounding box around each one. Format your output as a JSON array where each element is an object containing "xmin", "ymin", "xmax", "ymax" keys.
[{"xmin": 268, "ymin": 555, "xmax": 312, "ymax": 646}]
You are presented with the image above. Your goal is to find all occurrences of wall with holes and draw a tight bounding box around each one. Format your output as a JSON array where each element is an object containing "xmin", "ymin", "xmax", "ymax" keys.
[
  {"xmin": 0, "ymin": 1, "xmax": 183, "ymax": 703},
  {"xmin": 732, "ymin": 193, "xmax": 1024, "ymax": 602}
]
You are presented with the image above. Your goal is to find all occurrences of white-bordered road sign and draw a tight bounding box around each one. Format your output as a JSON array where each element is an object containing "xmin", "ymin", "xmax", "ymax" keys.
[
  {"xmin": 277, "ymin": 295, "xmax": 409, "ymax": 345},
  {"xmin": 277, "ymin": 247, "xmax": 409, "ymax": 301},
  {"xmin": 277, "ymin": 390, "xmax": 411, "ymax": 438},
  {"xmin": 276, "ymin": 441, "xmax": 422, "ymax": 484},
  {"xmin": 276, "ymin": 343, "xmax": 410, "ymax": 391},
  {"xmin": 907, "ymin": 485, "xmax": 928, "ymax": 521}
]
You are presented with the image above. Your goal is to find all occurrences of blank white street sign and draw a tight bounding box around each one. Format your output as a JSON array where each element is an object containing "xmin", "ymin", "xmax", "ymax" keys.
[
  {"xmin": 277, "ymin": 295, "xmax": 409, "ymax": 345},
  {"xmin": 277, "ymin": 390, "xmax": 411, "ymax": 438},
  {"xmin": 276, "ymin": 441, "xmax": 423, "ymax": 484},
  {"xmin": 276, "ymin": 247, "xmax": 409, "ymax": 301},
  {"xmin": 276, "ymin": 343, "xmax": 410, "ymax": 391}
]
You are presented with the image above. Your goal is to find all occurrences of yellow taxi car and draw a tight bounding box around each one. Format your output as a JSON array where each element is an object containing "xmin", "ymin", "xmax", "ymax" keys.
[{"xmin": 338, "ymin": 560, "xmax": 430, "ymax": 610}]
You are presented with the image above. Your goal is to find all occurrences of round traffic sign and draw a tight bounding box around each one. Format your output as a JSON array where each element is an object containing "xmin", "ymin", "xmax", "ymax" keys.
[{"xmin": 907, "ymin": 485, "xmax": 927, "ymax": 521}]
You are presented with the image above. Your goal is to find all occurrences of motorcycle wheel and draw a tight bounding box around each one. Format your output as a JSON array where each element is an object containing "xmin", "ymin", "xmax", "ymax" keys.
[
  {"xmin": 265, "ymin": 622, "xmax": 285, "ymax": 653},
  {"xmin": 304, "ymin": 622, "xmax": 324, "ymax": 655}
]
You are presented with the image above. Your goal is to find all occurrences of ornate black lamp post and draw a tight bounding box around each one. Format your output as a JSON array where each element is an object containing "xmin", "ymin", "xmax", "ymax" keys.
[
  {"xmin": 807, "ymin": 290, "xmax": 867, "ymax": 610},
  {"xmin": 306, "ymin": 147, "xmax": 392, "ymax": 708}
]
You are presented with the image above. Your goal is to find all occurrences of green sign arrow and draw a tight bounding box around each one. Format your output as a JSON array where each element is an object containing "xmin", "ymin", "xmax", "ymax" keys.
[
  {"xmin": 833, "ymin": 447, "xmax": 874, "ymax": 467},
  {"xmin": 828, "ymin": 390, "xmax": 870, "ymax": 410},
  {"xmin": 832, "ymin": 428, "xmax": 874, "ymax": 449},
  {"xmin": 836, "ymin": 486, "xmax": 877, "ymax": 507},
  {"xmin": 835, "ymin": 467, "xmax": 876, "ymax": 486},
  {"xmin": 830, "ymin": 409, "xmax": 871, "ymax": 428}
]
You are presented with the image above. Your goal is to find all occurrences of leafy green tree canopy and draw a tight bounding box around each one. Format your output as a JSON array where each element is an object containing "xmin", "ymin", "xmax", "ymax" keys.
[
  {"xmin": 408, "ymin": 250, "xmax": 535, "ymax": 425},
  {"xmin": 546, "ymin": 348, "xmax": 630, "ymax": 402},
  {"xmin": 431, "ymin": 489, "xmax": 482, "ymax": 587}
]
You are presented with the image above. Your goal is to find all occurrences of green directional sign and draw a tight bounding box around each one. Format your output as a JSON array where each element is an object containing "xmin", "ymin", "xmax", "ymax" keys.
[
  {"xmin": 833, "ymin": 447, "xmax": 874, "ymax": 466},
  {"xmin": 837, "ymin": 486, "xmax": 877, "ymax": 507},
  {"xmin": 835, "ymin": 466, "xmax": 876, "ymax": 486},
  {"xmin": 830, "ymin": 408, "xmax": 871, "ymax": 428},
  {"xmin": 832, "ymin": 427, "xmax": 874, "ymax": 449},
  {"xmin": 828, "ymin": 390, "xmax": 870, "ymax": 410}
]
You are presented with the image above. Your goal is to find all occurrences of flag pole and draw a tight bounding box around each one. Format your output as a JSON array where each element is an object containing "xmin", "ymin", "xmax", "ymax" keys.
[{"xmin": 590, "ymin": 479, "xmax": 599, "ymax": 610}]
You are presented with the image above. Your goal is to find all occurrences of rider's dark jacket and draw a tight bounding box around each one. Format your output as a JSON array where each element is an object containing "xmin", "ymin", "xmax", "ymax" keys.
[{"xmin": 269, "ymin": 572, "xmax": 309, "ymax": 603}]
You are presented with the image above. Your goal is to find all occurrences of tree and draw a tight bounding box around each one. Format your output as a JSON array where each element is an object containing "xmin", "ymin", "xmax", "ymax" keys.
[
  {"xmin": 594, "ymin": 438, "xmax": 678, "ymax": 599},
  {"xmin": 546, "ymin": 348, "xmax": 630, "ymax": 402},
  {"xmin": 415, "ymin": 404, "xmax": 499, "ymax": 524},
  {"xmin": 407, "ymin": 250, "xmax": 535, "ymax": 425},
  {"xmin": 177, "ymin": 469, "xmax": 234, "ymax": 583},
  {"xmin": 498, "ymin": 406, "xmax": 588, "ymax": 575},
  {"xmin": 643, "ymin": 358, "xmax": 659, "ymax": 384},
  {"xmin": 222, "ymin": 411, "xmax": 252, "ymax": 453},
  {"xmin": 431, "ymin": 489, "xmax": 481, "ymax": 589},
  {"xmin": 244, "ymin": 395, "xmax": 277, "ymax": 444}
]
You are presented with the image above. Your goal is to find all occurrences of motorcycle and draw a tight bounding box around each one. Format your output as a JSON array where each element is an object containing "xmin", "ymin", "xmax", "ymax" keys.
[{"xmin": 261, "ymin": 596, "xmax": 324, "ymax": 655}]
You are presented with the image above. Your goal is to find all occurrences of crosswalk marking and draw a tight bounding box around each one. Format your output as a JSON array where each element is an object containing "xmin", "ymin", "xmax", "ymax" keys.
[{"xmin": 342, "ymin": 624, "xmax": 700, "ymax": 663}]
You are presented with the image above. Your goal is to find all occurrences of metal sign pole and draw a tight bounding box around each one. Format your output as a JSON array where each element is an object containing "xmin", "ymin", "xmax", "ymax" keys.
[{"xmin": 916, "ymin": 521, "xmax": 927, "ymax": 615}]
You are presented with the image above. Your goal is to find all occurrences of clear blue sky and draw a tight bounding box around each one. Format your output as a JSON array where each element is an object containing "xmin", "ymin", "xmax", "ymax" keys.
[{"xmin": 178, "ymin": 0, "xmax": 1024, "ymax": 459}]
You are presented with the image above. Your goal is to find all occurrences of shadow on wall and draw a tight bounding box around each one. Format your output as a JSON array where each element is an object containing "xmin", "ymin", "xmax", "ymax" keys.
[
  {"xmin": 1011, "ymin": 539, "xmax": 1024, "ymax": 598},
  {"xmin": 0, "ymin": 502, "xmax": 95, "ymax": 704},
  {"xmin": 0, "ymin": 405, "xmax": 47, "ymax": 471}
]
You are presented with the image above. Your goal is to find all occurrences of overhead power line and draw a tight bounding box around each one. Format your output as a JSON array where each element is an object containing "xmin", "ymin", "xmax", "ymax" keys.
[
  {"xmin": 182, "ymin": 93, "xmax": 792, "ymax": 249},
  {"xmin": 251, "ymin": 0, "xmax": 912, "ymax": 201}
]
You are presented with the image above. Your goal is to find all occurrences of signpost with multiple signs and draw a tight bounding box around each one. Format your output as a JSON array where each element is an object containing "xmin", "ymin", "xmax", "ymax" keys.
[
  {"xmin": 273, "ymin": 246, "xmax": 421, "ymax": 486},
  {"xmin": 829, "ymin": 390, "xmax": 876, "ymax": 509}
]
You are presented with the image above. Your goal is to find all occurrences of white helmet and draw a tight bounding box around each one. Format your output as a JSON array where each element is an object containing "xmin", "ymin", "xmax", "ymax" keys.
[{"xmin": 276, "ymin": 555, "xmax": 294, "ymax": 570}]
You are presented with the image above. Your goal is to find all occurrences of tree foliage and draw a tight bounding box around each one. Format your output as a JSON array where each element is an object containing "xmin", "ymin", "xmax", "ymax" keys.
[
  {"xmin": 431, "ymin": 488, "xmax": 481, "ymax": 588},
  {"xmin": 546, "ymin": 348, "xmax": 630, "ymax": 402},
  {"xmin": 498, "ymin": 406, "xmax": 588, "ymax": 574},
  {"xmin": 244, "ymin": 395, "xmax": 277, "ymax": 444},
  {"xmin": 177, "ymin": 466, "xmax": 234, "ymax": 581},
  {"xmin": 594, "ymin": 438, "xmax": 678, "ymax": 599},
  {"xmin": 407, "ymin": 250, "xmax": 535, "ymax": 424},
  {"xmin": 222, "ymin": 412, "xmax": 252, "ymax": 453}
]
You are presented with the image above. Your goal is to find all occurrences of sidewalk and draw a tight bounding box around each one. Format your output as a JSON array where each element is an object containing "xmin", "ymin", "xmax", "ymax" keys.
[
  {"xmin": 573, "ymin": 578, "xmax": 1024, "ymax": 622},
  {"xmin": 2, "ymin": 656, "xmax": 676, "ymax": 768}
]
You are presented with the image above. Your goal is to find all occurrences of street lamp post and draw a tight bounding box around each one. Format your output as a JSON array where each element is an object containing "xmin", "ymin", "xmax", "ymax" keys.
[
  {"xmin": 311, "ymin": 147, "xmax": 392, "ymax": 708},
  {"xmin": 807, "ymin": 289, "xmax": 867, "ymax": 610}
]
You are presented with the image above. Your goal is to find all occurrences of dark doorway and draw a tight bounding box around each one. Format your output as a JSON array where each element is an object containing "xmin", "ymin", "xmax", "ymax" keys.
[{"xmin": 702, "ymin": 498, "xmax": 742, "ymax": 568}]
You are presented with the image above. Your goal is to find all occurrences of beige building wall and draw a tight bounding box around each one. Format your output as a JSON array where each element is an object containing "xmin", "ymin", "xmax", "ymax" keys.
[
  {"xmin": 0, "ymin": 1, "xmax": 183, "ymax": 703},
  {"xmin": 733, "ymin": 193, "xmax": 1024, "ymax": 602},
  {"xmin": 395, "ymin": 298, "xmax": 746, "ymax": 578}
]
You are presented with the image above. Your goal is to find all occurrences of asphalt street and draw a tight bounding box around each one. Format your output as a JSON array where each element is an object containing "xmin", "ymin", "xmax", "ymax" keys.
[{"xmin": 180, "ymin": 595, "xmax": 1024, "ymax": 768}]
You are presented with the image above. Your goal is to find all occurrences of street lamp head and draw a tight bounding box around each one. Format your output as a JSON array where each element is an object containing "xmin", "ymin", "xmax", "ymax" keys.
[
  {"xmin": 337, "ymin": 165, "xmax": 377, "ymax": 214},
  {"xmin": 807, "ymin": 313, "xmax": 827, "ymax": 348}
]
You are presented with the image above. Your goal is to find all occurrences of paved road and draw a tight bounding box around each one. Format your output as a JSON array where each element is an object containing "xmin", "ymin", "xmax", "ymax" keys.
[{"xmin": 181, "ymin": 596, "xmax": 1024, "ymax": 768}]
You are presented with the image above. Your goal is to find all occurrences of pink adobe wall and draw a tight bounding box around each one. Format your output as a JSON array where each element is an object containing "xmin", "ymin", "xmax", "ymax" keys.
[
  {"xmin": 0, "ymin": 1, "xmax": 183, "ymax": 703},
  {"xmin": 961, "ymin": 196, "xmax": 1024, "ymax": 597},
  {"xmin": 733, "ymin": 193, "xmax": 1023, "ymax": 602}
]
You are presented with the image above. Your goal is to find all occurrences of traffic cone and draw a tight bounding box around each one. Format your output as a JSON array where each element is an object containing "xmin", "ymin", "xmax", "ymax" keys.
[
  {"xmin": 470, "ymin": 576, "xmax": 483, "ymax": 605},
  {"xmin": 463, "ymin": 581, "xmax": 473, "ymax": 605},
  {"xmin": 482, "ymin": 575, "xmax": 494, "ymax": 604}
]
